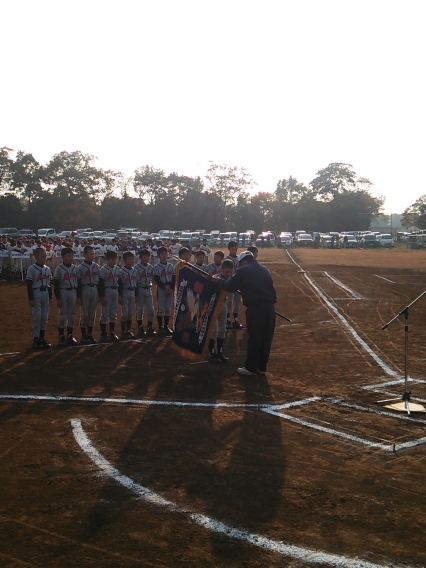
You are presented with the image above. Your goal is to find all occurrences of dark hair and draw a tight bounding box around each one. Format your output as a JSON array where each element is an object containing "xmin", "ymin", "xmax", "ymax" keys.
[
  {"xmin": 157, "ymin": 246, "xmax": 167, "ymax": 255},
  {"xmin": 228, "ymin": 240, "xmax": 238, "ymax": 249},
  {"xmin": 83, "ymin": 245, "xmax": 94, "ymax": 254},
  {"xmin": 178, "ymin": 247, "xmax": 190, "ymax": 258},
  {"xmin": 105, "ymin": 250, "xmax": 117, "ymax": 260},
  {"xmin": 247, "ymin": 246, "xmax": 258, "ymax": 254},
  {"xmin": 33, "ymin": 247, "xmax": 45, "ymax": 257},
  {"xmin": 214, "ymin": 250, "xmax": 225, "ymax": 259},
  {"xmin": 221, "ymin": 259, "xmax": 234, "ymax": 269},
  {"xmin": 61, "ymin": 247, "xmax": 73, "ymax": 257},
  {"xmin": 139, "ymin": 249, "xmax": 150, "ymax": 257},
  {"xmin": 123, "ymin": 251, "xmax": 134, "ymax": 261},
  {"xmin": 195, "ymin": 250, "xmax": 205, "ymax": 257}
]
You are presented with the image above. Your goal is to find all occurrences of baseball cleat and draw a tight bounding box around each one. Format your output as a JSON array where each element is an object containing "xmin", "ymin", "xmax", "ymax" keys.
[
  {"xmin": 39, "ymin": 338, "xmax": 51, "ymax": 349},
  {"xmin": 165, "ymin": 327, "xmax": 173, "ymax": 336},
  {"xmin": 237, "ymin": 367, "xmax": 256, "ymax": 376},
  {"xmin": 109, "ymin": 333, "xmax": 120, "ymax": 342},
  {"xmin": 226, "ymin": 320, "xmax": 233, "ymax": 330},
  {"xmin": 126, "ymin": 330, "xmax": 135, "ymax": 339},
  {"xmin": 86, "ymin": 334, "xmax": 97, "ymax": 344},
  {"xmin": 146, "ymin": 327, "xmax": 156, "ymax": 336},
  {"xmin": 67, "ymin": 335, "xmax": 78, "ymax": 346},
  {"xmin": 217, "ymin": 352, "xmax": 229, "ymax": 363},
  {"xmin": 257, "ymin": 369, "xmax": 266, "ymax": 375},
  {"xmin": 100, "ymin": 334, "xmax": 112, "ymax": 343},
  {"xmin": 208, "ymin": 353, "xmax": 222, "ymax": 364},
  {"xmin": 58, "ymin": 335, "xmax": 66, "ymax": 347},
  {"xmin": 232, "ymin": 320, "xmax": 243, "ymax": 329},
  {"xmin": 32, "ymin": 338, "xmax": 42, "ymax": 349},
  {"xmin": 137, "ymin": 326, "xmax": 146, "ymax": 337}
]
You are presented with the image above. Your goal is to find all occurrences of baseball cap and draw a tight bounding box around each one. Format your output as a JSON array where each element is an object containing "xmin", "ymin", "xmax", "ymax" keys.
[{"xmin": 237, "ymin": 251, "xmax": 254, "ymax": 263}]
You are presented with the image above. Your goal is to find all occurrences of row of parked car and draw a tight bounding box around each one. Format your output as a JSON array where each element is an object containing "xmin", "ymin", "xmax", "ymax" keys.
[{"xmin": 274, "ymin": 230, "xmax": 395, "ymax": 248}]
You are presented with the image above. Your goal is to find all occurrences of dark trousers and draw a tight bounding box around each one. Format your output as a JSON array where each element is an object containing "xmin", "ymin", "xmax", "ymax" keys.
[{"xmin": 244, "ymin": 303, "xmax": 276, "ymax": 373}]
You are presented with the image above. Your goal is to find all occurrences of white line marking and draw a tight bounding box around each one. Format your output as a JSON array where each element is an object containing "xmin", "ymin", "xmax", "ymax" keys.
[
  {"xmin": 71, "ymin": 418, "xmax": 403, "ymax": 568},
  {"xmin": 369, "ymin": 389, "xmax": 426, "ymax": 405},
  {"xmin": 375, "ymin": 275, "xmax": 396, "ymax": 283},
  {"xmin": 323, "ymin": 271, "xmax": 362, "ymax": 299},
  {"xmin": 0, "ymin": 394, "xmax": 272, "ymax": 408},
  {"xmin": 265, "ymin": 398, "xmax": 426, "ymax": 452},
  {"xmin": 362, "ymin": 378, "xmax": 426, "ymax": 391},
  {"xmin": 286, "ymin": 251, "xmax": 399, "ymax": 379}
]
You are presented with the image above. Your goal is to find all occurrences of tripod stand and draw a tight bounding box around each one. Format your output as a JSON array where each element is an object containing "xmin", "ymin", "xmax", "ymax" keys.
[{"xmin": 380, "ymin": 291, "xmax": 426, "ymax": 415}]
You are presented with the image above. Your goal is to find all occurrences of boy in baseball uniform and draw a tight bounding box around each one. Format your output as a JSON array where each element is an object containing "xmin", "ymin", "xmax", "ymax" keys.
[
  {"xmin": 26, "ymin": 247, "xmax": 52, "ymax": 349},
  {"xmin": 77, "ymin": 245, "xmax": 100, "ymax": 344},
  {"xmin": 53, "ymin": 247, "xmax": 79, "ymax": 346},
  {"xmin": 153, "ymin": 246, "xmax": 175, "ymax": 335},
  {"xmin": 119, "ymin": 251, "xmax": 139, "ymax": 339},
  {"xmin": 98, "ymin": 250, "xmax": 122, "ymax": 342},
  {"xmin": 206, "ymin": 250, "xmax": 224, "ymax": 276},
  {"xmin": 194, "ymin": 250, "xmax": 208, "ymax": 271},
  {"xmin": 135, "ymin": 249, "xmax": 155, "ymax": 337},
  {"xmin": 178, "ymin": 247, "xmax": 191, "ymax": 262},
  {"xmin": 225, "ymin": 241, "xmax": 242, "ymax": 330},
  {"xmin": 208, "ymin": 259, "xmax": 234, "ymax": 364}
]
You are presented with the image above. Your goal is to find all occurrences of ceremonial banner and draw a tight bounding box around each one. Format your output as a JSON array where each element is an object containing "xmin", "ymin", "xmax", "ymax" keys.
[{"xmin": 171, "ymin": 261, "xmax": 226, "ymax": 361}]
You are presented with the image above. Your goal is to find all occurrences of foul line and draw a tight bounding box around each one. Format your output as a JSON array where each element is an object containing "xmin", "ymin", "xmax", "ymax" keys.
[
  {"xmin": 323, "ymin": 271, "xmax": 362, "ymax": 300},
  {"xmin": 286, "ymin": 251, "xmax": 399, "ymax": 378},
  {"xmin": 0, "ymin": 394, "xmax": 272, "ymax": 408},
  {"xmin": 375, "ymin": 275, "xmax": 396, "ymax": 284},
  {"xmin": 71, "ymin": 418, "xmax": 403, "ymax": 568}
]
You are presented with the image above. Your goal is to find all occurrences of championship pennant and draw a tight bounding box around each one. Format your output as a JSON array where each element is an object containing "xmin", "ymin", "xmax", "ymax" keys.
[{"xmin": 171, "ymin": 261, "xmax": 226, "ymax": 361}]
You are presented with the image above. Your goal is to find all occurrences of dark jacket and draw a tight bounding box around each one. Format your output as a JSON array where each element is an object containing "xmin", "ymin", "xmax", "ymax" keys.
[{"xmin": 221, "ymin": 260, "xmax": 276, "ymax": 306}]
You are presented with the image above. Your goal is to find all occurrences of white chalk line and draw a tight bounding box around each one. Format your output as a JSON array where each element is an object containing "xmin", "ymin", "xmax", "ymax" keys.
[
  {"xmin": 375, "ymin": 275, "xmax": 396, "ymax": 284},
  {"xmin": 362, "ymin": 378, "xmax": 426, "ymax": 391},
  {"xmin": 368, "ymin": 389, "xmax": 426, "ymax": 406},
  {"xmin": 264, "ymin": 397, "xmax": 426, "ymax": 452},
  {"xmin": 286, "ymin": 250, "xmax": 399, "ymax": 379},
  {"xmin": 323, "ymin": 271, "xmax": 363, "ymax": 300},
  {"xmin": 0, "ymin": 394, "xmax": 272, "ymax": 409},
  {"xmin": 71, "ymin": 418, "xmax": 405, "ymax": 568},
  {"xmin": 0, "ymin": 339, "xmax": 147, "ymax": 358}
]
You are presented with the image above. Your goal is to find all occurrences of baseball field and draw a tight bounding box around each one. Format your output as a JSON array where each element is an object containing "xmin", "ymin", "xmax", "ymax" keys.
[{"xmin": 1, "ymin": 246, "xmax": 426, "ymax": 567}]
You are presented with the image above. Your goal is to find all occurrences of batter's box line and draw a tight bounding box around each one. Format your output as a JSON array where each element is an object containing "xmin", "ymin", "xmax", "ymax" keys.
[
  {"xmin": 262, "ymin": 397, "xmax": 426, "ymax": 452},
  {"xmin": 362, "ymin": 378, "xmax": 426, "ymax": 391},
  {"xmin": 368, "ymin": 389, "xmax": 426, "ymax": 406}
]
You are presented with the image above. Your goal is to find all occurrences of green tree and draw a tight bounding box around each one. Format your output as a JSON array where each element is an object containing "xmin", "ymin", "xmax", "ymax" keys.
[
  {"xmin": 310, "ymin": 163, "xmax": 357, "ymax": 201},
  {"xmin": 205, "ymin": 162, "xmax": 256, "ymax": 216},
  {"xmin": 401, "ymin": 195, "xmax": 426, "ymax": 229},
  {"xmin": 0, "ymin": 147, "xmax": 14, "ymax": 194},
  {"xmin": 275, "ymin": 176, "xmax": 311, "ymax": 204},
  {"xmin": 133, "ymin": 166, "xmax": 167, "ymax": 205},
  {"xmin": 0, "ymin": 194, "xmax": 24, "ymax": 226},
  {"xmin": 11, "ymin": 151, "xmax": 43, "ymax": 206}
]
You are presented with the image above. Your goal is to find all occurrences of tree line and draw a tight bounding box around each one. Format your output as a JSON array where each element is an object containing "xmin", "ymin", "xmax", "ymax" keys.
[{"xmin": 0, "ymin": 147, "xmax": 385, "ymax": 233}]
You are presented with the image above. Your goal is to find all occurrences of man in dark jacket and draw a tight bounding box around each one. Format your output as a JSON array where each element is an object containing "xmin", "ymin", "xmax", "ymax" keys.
[{"xmin": 220, "ymin": 251, "xmax": 277, "ymax": 375}]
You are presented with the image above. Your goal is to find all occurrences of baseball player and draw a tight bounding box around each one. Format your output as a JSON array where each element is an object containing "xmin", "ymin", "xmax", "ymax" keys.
[
  {"xmin": 77, "ymin": 245, "xmax": 100, "ymax": 344},
  {"xmin": 225, "ymin": 240, "xmax": 242, "ymax": 330},
  {"xmin": 98, "ymin": 250, "xmax": 122, "ymax": 342},
  {"xmin": 26, "ymin": 247, "xmax": 52, "ymax": 349},
  {"xmin": 178, "ymin": 247, "xmax": 191, "ymax": 262},
  {"xmin": 53, "ymin": 247, "xmax": 79, "ymax": 346},
  {"xmin": 119, "ymin": 251, "xmax": 139, "ymax": 339},
  {"xmin": 135, "ymin": 249, "xmax": 156, "ymax": 336},
  {"xmin": 208, "ymin": 259, "xmax": 234, "ymax": 364},
  {"xmin": 153, "ymin": 246, "xmax": 175, "ymax": 335},
  {"xmin": 194, "ymin": 250, "xmax": 208, "ymax": 271},
  {"xmin": 206, "ymin": 250, "xmax": 225, "ymax": 275}
]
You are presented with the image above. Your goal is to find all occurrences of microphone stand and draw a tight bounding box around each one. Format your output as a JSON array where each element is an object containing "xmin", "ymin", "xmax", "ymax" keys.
[{"xmin": 380, "ymin": 291, "xmax": 426, "ymax": 415}]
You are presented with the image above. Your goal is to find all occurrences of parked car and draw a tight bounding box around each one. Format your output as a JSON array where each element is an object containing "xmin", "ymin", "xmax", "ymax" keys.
[
  {"xmin": 296, "ymin": 233, "xmax": 314, "ymax": 247},
  {"xmin": 255, "ymin": 232, "xmax": 276, "ymax": 247},
  {"xmin": 380, "ymin": 234, "xmax": 395, "ymax": 248},
  {"xmin": 238, "ymin": 233, "xmax": 253, "ymax": 246},
  {"xmin": 76, "ymin": 228, "xmax": 93, "ymax": 235},
  {"xmin": 38, "ymin": 228, "xmax": 56, "ymax": 240},
  {"xmin": 18, "ymin": 229, "xmax": 36, "ymax": 239},
  {"xmin": 0, "ymin": 227, "xmax": 19, "ymax": 238},
  {"xmin": 79, "ymin": 231, "xmax": 95, "ymax": 239},
  {"xmin": 340, "ymin": 234, "xmax": 358, "ymax": 248},
  {"xmin": 320, "ymin": 235, "xmax": 333, "ymax": 248},
  {"xmin": 57, "ymin": 230, "xmax": 75, "ymax": 239},
  {"xmin": 105, "ymin": 233, "xmax": 118, "ymax": 244},
  {"xmin": 93, "ymin": 230, "xmax": 107, "ymax": 238},
  {"xmin": 277, "ymin": 232, "xmax": 293, "ymax": 248},
  {"xmin": 361, "ymin": 234, "xmax": 380, "ymax": 248}
]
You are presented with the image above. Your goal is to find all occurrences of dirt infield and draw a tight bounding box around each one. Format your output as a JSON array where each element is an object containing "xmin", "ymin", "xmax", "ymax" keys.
[{"xmin": 1, "ymin": 248, "xmax": 426, "ymax": 567}]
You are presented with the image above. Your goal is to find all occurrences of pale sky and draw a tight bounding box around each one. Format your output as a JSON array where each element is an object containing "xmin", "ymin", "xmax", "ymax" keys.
[{"xmin": 2, "ymin": 0, "xmax": 426, "ymax": 213}]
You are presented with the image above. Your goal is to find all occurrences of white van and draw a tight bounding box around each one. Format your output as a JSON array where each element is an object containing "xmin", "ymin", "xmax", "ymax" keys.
[{"xmin": 38, "ymin": 228, "xmax": 56, "ymax": 239}]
